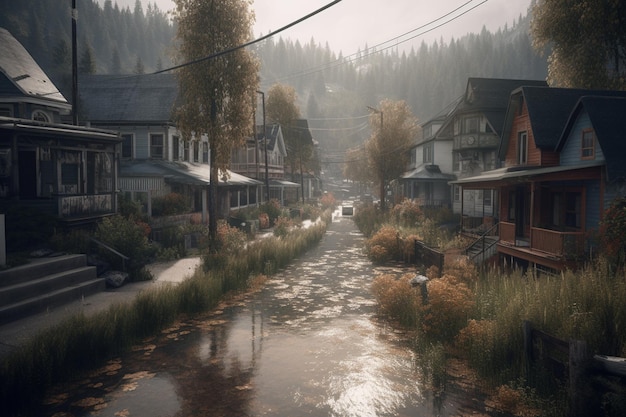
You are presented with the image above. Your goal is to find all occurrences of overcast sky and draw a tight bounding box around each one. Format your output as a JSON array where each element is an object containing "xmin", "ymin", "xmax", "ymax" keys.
[{"xmin": 104, "ymin": 0, "xmax": 533, "ymax": 54}]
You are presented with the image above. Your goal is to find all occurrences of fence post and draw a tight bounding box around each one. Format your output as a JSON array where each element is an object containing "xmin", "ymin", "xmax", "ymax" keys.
[{"xmin": 569, "ymin": 340, "xmax": 590, "ymax": 417}]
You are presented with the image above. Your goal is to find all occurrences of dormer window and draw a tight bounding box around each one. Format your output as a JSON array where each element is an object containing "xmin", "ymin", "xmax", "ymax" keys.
[
  {"xmin": 463, "ymin": 116, "xmax": 479, "ymax": 134},
  {"xmin": 32, "ymin": 110, "xmax": 49, "ymax": 123},
  {"xmin": 517, "ymin": 131, "xmax": 528, "ymax": 165},
  {"xmin": 581, "ymin": 129, "xmax": 595, "ymax": 159}
]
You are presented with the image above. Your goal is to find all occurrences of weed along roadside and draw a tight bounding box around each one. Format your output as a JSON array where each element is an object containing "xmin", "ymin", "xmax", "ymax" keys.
[
  {"xmin": 0, "ymin": 210, "xmax": 332, "ymax": 417},
  {"xmin": 357, "ymin": 199, "xmax": 626, "ymax": 416}
]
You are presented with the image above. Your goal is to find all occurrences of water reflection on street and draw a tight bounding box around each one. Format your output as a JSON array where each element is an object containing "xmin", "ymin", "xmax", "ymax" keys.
[{"xmin": 42, "ymin": 213, "xmax": 451, "ymax": 417}]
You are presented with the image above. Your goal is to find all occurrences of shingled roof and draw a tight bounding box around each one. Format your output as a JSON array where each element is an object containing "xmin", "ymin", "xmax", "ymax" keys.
[
  {"xmin": 454, "ymin": 78, "xmax": 548, "ymax": 136},
  {"xmin": 79, "ymin": 74, "xmax": 178, "ymax": 123},
  {"xmin": 500, "ymin": 87, "xmax": 626, "ymax": 159},
  {"xmin": 0, "ymin": 27, "xmax": 68, "ymax": 107}
]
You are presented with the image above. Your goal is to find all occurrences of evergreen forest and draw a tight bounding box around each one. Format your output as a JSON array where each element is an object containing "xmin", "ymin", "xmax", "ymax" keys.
[{"xmin": 0, "ymin": 0, "xmax": 548, "ymax": 174}]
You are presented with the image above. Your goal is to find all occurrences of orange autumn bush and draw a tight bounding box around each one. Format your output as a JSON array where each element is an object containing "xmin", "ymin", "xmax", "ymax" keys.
[
  {"xmin": 366, "ymin": 225, "xmax": 401, "ymax": 264},
  {"xmin": 371, "ymin": 273, "xmax": 422, "ymax": 327},
  {"xmin": 422, "ymin": 274, "xmax": 475, "ymax": 341}
]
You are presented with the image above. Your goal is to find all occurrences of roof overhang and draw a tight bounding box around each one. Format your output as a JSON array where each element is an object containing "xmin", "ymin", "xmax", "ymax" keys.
[
  {"xmin": 0, "ymin": 117, "xmax": 120, "ymax": 142},
  {"xmin": 269, "ymin": 179, "xmax": 300, "ymax": 188},
  {"xmin": 450, "ymin": 162, "xmax": 604, "ymax": 188}
]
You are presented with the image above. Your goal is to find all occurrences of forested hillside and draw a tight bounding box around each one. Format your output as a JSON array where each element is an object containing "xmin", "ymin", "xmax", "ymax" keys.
[{"xmin": 0, "ymin": 0, "xmax": 547, "ymax": 165}]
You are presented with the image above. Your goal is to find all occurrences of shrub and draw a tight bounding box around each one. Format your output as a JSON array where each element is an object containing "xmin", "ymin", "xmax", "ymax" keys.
[
  {"xmin": 366, "ymin": 225, "xmax": 401, "ymax": 264},
  {"xmin": 216, "ymin": 220, "xmax": 247, "ymax": 254},
  {"xmin": 151, "ymin": 193, "xmax": 190, "ymax": 216},
  {"xmin": 320, "ymin": 192, "xmax": 337, "ymax": 210},
  {"xmin": 371, "ymin": 273, "xmax": 422, "ymax": 327},
  {"xmin": 421, "ymin": 274, "xmax": 474, "ymax": 342},
  {"xmin": 94, "ymin": 215, "xmax": 156, "ymax": 276},
  {"xmin": 273, "ymin": 216, "xmax": 293, "ymax": 238},
  {"xmin": 260, "ymin": 199, "xmax": 282, "ymax": 225},
  {"xmin": 353, "ymin": 204, "xmax": 386, "ymax": 237},
  {"xmin": 390, "ymin": 199, "xmax": 424, "ymax": 227},
  {"xmin": 49, "ymin": 229, "xmax": 91, "ymax": 254},
  {"xmin": 599, "ymin": 197, "xmax": 626, "ymax": 267},
  {"xmin": 258, "ymin": 213, "xmax": 270, "ymax": 229}
]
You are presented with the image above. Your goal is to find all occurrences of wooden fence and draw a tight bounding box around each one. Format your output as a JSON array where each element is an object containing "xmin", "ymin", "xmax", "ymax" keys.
[
  {"xmin": 523, "ymin": 321, "xmax": 626, "ymax": 417},
  {"xmin": 413, "ymin": 240, "xmax": 444, "ymax": 276}
]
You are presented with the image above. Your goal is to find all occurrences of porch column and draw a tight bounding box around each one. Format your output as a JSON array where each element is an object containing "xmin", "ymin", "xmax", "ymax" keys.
[
  {"xmin": 202, "ymin": 187, "xmax": 208, "ymax": 223},
  {"xmin": 460, "ymin": 185, "xmax": 464, "ymax": 229},
  {"xmin": 530, "ymin": 181, "xmax": 536, "ymax": 244}
]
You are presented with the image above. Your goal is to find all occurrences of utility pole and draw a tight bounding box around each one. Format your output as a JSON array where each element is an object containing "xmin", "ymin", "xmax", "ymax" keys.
[
  {"xmin": 257, "ymin": 91, "xmax": 269, "ymax": 202},
  {"xmin": 367, "ymin": 106, "xmax": 385, "ymax": 211},
  {"xmin": 71, "ymin": 0, "xmax": 78, "ymax": 125}
]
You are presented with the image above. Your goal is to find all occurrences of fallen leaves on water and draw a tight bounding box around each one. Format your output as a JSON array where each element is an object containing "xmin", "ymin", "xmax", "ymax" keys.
[
  {"xmin": 122, "ymin": 370, "xmax": 156, "ymax": 381},
  {"xmin": 71, "ymin": 396, "xmax": 105, "ymax": 408}
]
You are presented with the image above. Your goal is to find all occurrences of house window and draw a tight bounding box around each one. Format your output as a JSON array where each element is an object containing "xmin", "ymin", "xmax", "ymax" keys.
[
  {"xmin": 172, "ymin": 136, "xmax": 180, "ymax": 160},
  {"xmin": 0, "ymin": 107, "xmax": 12, "ymax": 117},
  {"xmin": 581, "ymin": 129, "xmax": 595, "ymax": 159},
  {"xmin": 150, "ymin": 134, "xmax": 164, "ymax": 159},
  {"xmin": 203, "ymin": 142, "xmax": 209, "ymax": 163},
  {"xmin": 453, "ymin": 152, "xmax": 460, "ymax": 171},
  {"xmin": 423, "ymin": 143, "xmax": 433, "ymax": 163},
  {"xmin": 61, "ymin": 163, "xmax": 80, "ymax": 194},
  {"xmin": 32, "ymin": 110, "xmax": 49, "ymax": 122},
  {"xmin": 193, "ymin": 141, "xmax": 199, "ymax": 162},
  {"xmin": 183, "ymin": 141, "xmax": 189, "ymax": 161},
  {"xmin": 517, "ymin": 131, "xmax": 528, "ymax": 165},
  {"xmin": 483, "ymin": 189, "xmax": 492, "ymax": 206},
  {"xmin": 453, "ymin": 185, "xmax": 460, "ymax": 202},
  {"xmin": 121, "ymin": 134, "xmax": 133, "ymax": 159},
  {"xmin": 463, "ymin": 116, "xmax": 479, "ymax": 134}
]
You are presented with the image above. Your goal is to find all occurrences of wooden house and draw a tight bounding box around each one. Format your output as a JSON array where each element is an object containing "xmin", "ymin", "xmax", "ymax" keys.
[
  {"xmin": 435, "ymin": 78, "xmax": 548, "ymax": 228},
  {"xmin": 0, "ymin": 28, "xmax": 120, "ymax": 231},
  {"xmin": 399, "ymin": 100, "xmax": 457, "ymax": 208},
  {"xmin": 79, "ymin": 74, "xmax": 262, "ymax": 222},
  {"xmin": 454, "ymin": 86, "xmax": 626, "ymax": 271},
  {"xmin": 230, "ymin": 123, "xmax": 299, "ymax": 205}
]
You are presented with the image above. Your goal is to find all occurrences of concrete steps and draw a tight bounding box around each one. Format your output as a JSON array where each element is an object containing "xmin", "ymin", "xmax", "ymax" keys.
[{"xmin": 0, "ymin": 254, "xmax": 103, "ymax": 325}]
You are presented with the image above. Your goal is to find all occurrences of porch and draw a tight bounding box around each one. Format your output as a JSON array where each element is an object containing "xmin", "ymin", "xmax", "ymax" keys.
[{"xmin": 499, "ymin": 221, "xmax": 586, "ymax": 269}]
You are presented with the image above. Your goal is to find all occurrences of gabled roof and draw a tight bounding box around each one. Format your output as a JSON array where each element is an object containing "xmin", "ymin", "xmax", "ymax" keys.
[
  {"xmin": 0, "ymin": 27, "xmax": 68, "ymax": 107},
  {"xmin": 402, "ymin": 164, "xmax": 456, "ymax": 181},
  {"xmin": 438, "ymin": 78, "xmax": 547, "ymax": 138},
  {"xmin": 79, "ymin": 74, "xmax": 178, "ymax": 123},
  {"xmin": 558, "ymin": 96, "xmax": 626, "ymax": 182},
  {"xmin": 282, "ymin": 119, "xmax": 313, "ymax": 143},
  {"xmin": 254, "ymin": 123, "xmax": 285, "ymax": 155},
  {"xmin": 500, "ymin": 87, "xmax": 626, "ymax": 159}
]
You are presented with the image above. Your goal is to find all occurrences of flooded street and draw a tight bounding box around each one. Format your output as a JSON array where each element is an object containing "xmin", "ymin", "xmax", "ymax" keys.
[{"xmin": 41, "ymin": 214, "xmax": 479, "ymax": 417}]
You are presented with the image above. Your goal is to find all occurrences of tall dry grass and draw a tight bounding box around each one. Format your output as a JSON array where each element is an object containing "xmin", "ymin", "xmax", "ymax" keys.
[{"xmin": 0, "ymin": 213, "xmax": 329, "ymax": 417}]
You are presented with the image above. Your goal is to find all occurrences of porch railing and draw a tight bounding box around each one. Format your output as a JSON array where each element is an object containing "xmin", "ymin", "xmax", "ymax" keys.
[
  {"xmin": 499, "ymin": 222, "xmax": 585, "ymax": 258},
  {"xmin": 499, "ymin": 221, "xmax": 516, "ymax": 245},
  {"xmin": 531, "ymin": 227, "xmax": 585, "ymax": 257},
  {"xmin": 57, "ymin": 194, "xmax": 113, "ymax": 218}
]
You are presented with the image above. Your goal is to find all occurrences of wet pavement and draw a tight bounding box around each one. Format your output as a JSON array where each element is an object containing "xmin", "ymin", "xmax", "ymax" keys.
[{"xmin": 33, "ymin": 213, "xmax": 497, "ymax": 416}]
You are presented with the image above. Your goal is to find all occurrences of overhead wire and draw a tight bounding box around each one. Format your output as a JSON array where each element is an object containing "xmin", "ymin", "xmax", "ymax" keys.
[
  {"xmin": 151, "ymin": 0, "xmax": 343, "ymax": 74},
  {"xmin": 266, "ymin": 0, "xmax": 489, "ymax": 84}
]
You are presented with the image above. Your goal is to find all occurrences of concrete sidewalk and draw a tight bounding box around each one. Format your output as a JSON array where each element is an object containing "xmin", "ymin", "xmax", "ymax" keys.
[{"xmin": 0, "ymin": 256, "xmax": 202, "ymax": 360}]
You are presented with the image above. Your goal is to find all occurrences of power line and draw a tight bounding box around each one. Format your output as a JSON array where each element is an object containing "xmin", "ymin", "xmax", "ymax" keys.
[
  {"xmin": 266, "ymin": 0, "xmax": 488, "ymax": 84},
  {"xmin": 152, "ymin": 0, "xmax": 343, "ymax": 75}
]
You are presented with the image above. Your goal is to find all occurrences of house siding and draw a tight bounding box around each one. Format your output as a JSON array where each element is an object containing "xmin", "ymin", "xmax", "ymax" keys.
[{"xmin": 560, "ymin": 112, "xmax": 605, "ymax": 167}]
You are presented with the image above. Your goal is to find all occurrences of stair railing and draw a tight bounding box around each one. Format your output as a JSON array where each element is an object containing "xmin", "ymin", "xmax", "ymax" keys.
[
  {"xmin": 89, "ymin": 237, "xmax": 130, "ymax": 272},
  {"xmin": 465, "ymin": 222, "xmax": 499, "ymax": 264}
]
